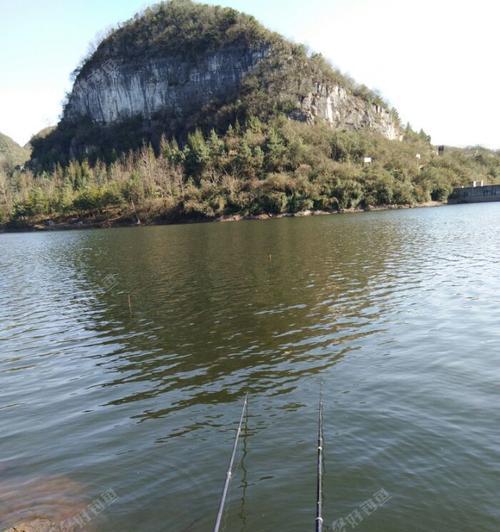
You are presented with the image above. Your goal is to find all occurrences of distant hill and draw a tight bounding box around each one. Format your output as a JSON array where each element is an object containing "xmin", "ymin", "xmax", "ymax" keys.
[{"xmin": 0, "ymin": 132, "xmax": 30, "ymax": 172}]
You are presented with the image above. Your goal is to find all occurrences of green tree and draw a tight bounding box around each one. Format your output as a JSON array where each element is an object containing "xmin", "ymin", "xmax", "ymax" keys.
[{"xmin": 184, "ymin": 129, "xmax": 211, "ymax": 179}]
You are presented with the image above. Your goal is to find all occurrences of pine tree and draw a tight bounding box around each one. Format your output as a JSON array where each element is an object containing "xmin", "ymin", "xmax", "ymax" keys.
[
  {"xmin": 265, "ymin": 127, "xmax": 286, "ymax": 172},
  {"xmin": 184, "ymin": 129, "xmax": 210, "ymax": 178}
]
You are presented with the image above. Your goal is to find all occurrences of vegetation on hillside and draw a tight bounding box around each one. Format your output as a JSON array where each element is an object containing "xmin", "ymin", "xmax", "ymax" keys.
[
  {"xmin": 24, "ymin": 126, "xmax": 56, "ymax": 151},
  {"xmin": 75, "ymin": 0, "xmax": 275, "ymax": 78},
  {"xmin": 0, "ymin": 133, "xmax": 30, "ymax": 173},
  {"xmin": 3, "ymin": 118, "xmax": 500, "ymax": 229}
]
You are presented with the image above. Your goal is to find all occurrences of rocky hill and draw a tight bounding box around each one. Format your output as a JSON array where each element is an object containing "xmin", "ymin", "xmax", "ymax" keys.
[
  {"xmin": 0, "ymin": 132, "xmax": 30, "ymax": 172},
  {"xmin": 32, "ymin": 0, "xmax": 400, "ymax": 167}
]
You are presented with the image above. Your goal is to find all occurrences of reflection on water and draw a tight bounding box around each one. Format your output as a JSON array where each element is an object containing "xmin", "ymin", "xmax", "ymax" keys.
[{"xmin": 1, "ymin": 204, "xmax": 500, "ymax": 531}]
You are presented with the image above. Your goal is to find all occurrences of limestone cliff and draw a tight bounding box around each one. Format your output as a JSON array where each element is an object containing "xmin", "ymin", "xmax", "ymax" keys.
[
  {"xmin": 293, "ymin": 84, "xmax": 401, "ymax": 140},
  {"xmin": 66, "ymin": 51, "xmax": 400, "ymax": 141},
  {"xmin": 65, "ymin": 47, "xmax": 269, "ymax": 124}
]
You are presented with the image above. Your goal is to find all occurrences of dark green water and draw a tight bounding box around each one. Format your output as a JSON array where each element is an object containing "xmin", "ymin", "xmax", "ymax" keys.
[{"xmin": 1, "ymin": 204, "xmax": 499, "ymax": 531}]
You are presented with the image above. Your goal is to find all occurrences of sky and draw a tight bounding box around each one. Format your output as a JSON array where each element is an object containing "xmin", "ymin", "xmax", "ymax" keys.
[{"xmin": 1, "ymin": 0, "xmax": 499, "ymax": 148}]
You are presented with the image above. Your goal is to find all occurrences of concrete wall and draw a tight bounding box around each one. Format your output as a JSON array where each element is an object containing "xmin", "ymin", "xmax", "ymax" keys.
[{"xmin": 449, "ymin": 185, "xmax": 500, "ymax": 204}]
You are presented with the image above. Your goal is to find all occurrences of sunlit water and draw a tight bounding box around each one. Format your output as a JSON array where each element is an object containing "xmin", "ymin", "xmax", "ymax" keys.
[{"xmin": 1, "ymin": 204, "xmax": 499, "ymax": 531}]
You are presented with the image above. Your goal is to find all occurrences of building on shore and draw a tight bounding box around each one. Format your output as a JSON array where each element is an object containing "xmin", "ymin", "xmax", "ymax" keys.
[{"xmin": 448, "ymin": 182, "xmax": 500, "ymax": 204}]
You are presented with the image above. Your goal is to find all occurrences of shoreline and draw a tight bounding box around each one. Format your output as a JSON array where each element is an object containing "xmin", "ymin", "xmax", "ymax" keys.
[{"xmin": 0, "ymin": 201, "xmax": 444, "ymax": 234}]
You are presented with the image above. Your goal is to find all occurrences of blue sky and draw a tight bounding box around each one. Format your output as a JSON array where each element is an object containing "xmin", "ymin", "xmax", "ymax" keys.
[{"xmin": 1, "ymin": 0, "xmax": 499, "ymax": 148}]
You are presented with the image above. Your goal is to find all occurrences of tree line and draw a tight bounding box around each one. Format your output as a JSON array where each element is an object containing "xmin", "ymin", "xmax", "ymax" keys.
[{"xmin": 2, "ymin": 117, "xmax": 499, "ymax": 228}]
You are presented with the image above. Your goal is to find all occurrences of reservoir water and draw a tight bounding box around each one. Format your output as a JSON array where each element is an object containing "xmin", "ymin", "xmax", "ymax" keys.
[{"xmin": 1, "ymin": 203, "xmax": 499, "ymax": 531}]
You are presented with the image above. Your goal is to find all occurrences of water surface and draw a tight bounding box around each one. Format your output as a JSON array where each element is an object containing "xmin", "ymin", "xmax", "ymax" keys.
[{"xmin": 1, "ymin": 204, "xmax": 499, "ymax": 531}]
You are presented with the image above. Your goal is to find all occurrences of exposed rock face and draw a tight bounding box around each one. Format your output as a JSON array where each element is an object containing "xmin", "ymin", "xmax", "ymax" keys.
[
  {"xmin": 65, "ymin": 51, "xmax": 400, "ymax": 141},
  {"xmin": 65, "ymin": 47, "xmax": 269, "ymax": 124},
  {"xmin": 294, "ymin": 83, "xmax": 401, "ymax": 140},
  {"xmin": 65, "ymin": 50, "xmax": 400, "ymax": 141}
]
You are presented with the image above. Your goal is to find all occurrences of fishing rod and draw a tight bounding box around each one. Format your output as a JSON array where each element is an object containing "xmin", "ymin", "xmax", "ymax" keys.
[
  {"xmin": 213, "ymin": 394, "xmax": 248, "ymax": 532},
  {"xmin": 315, "ymin": 392, "xmax": 324, "ymax": 532}
]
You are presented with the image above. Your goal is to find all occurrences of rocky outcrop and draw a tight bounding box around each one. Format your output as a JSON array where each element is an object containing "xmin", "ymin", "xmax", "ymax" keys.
[
  {"xmin": 64, "ymin": 49, "xmax": 400, "ymax": 141},
  {"xmin": 293, "ymin": 83, "xmax": 401, "ymax": 140},
  {"xmin": 65, "ymin": 47, "xmax": 269, "ymax": 124}
]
